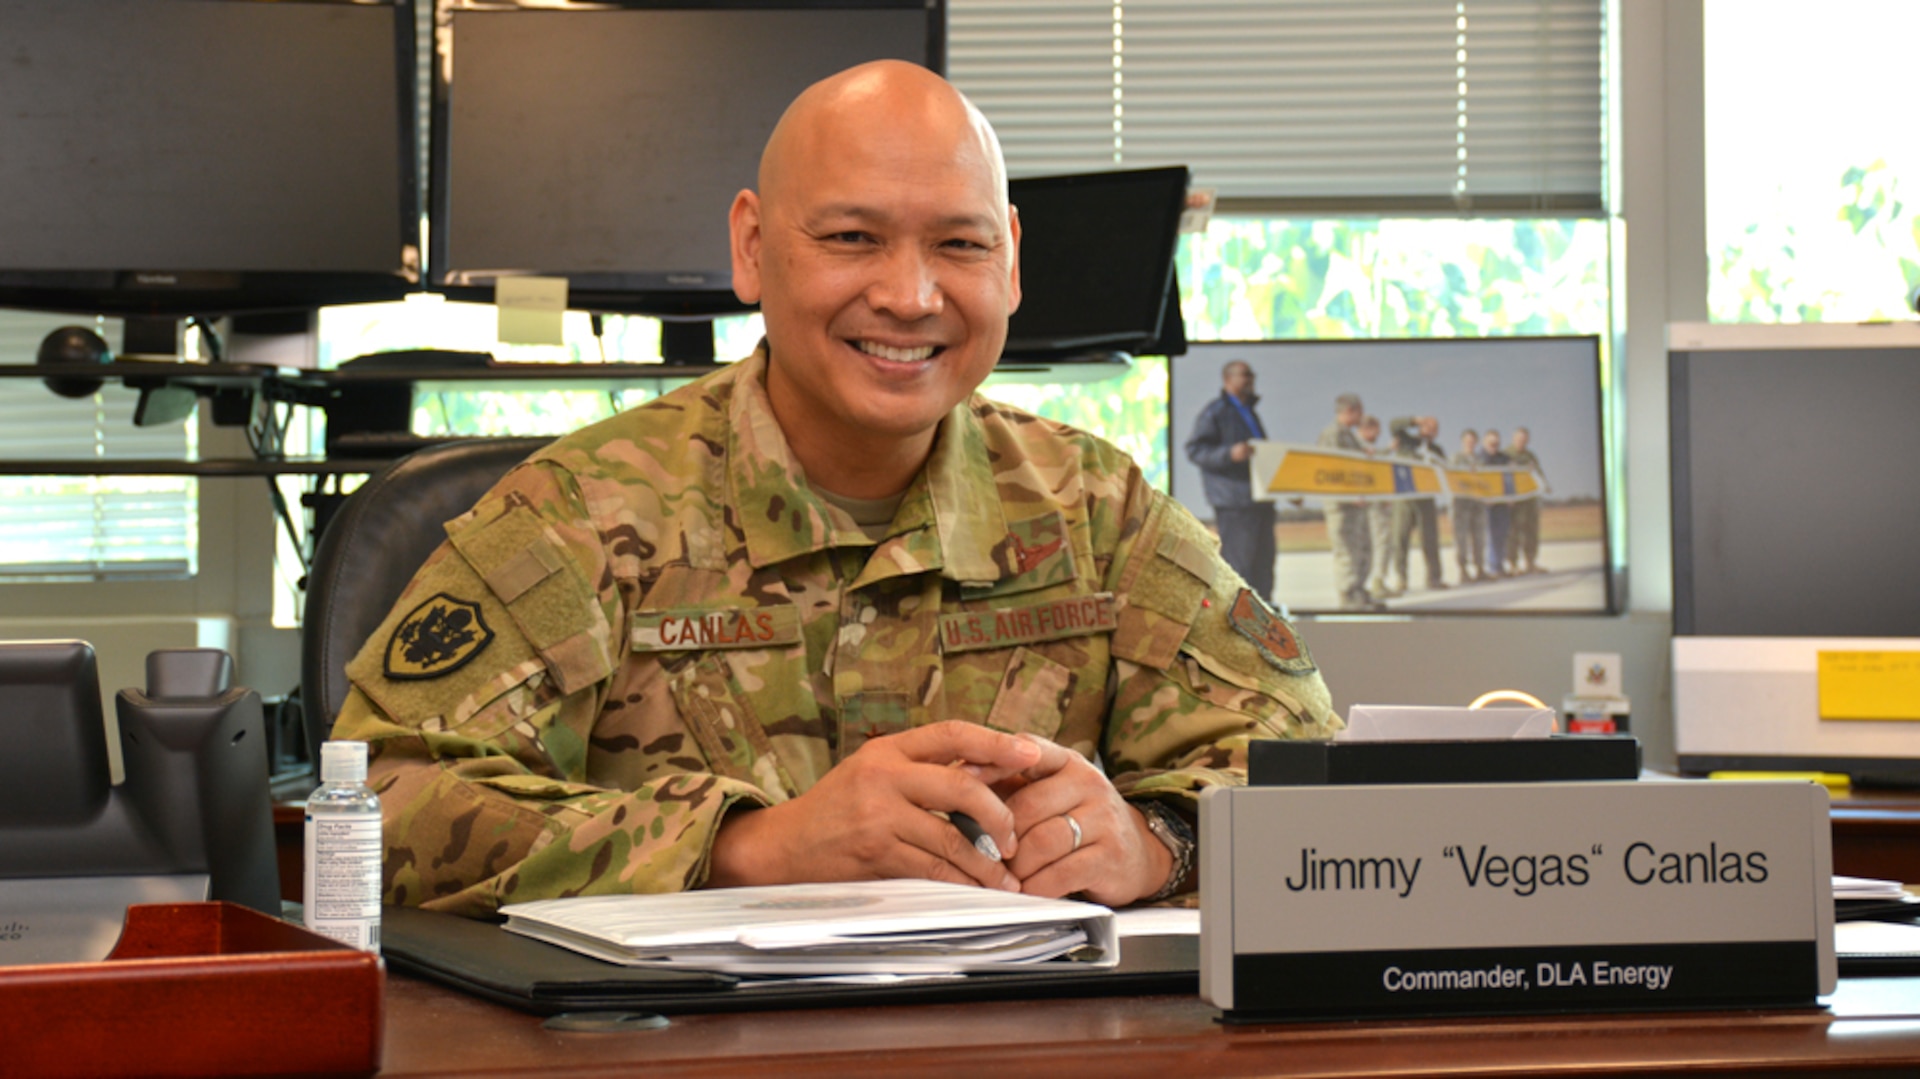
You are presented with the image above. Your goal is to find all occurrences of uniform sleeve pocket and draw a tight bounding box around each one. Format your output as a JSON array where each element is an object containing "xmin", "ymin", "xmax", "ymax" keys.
[
  {"xmin": 1110, "ymin": 496, "xmax": 1213, "ymax": 671},
  {"xmin": 449, "ymin": 502, "xmax": 614, "ymax": 695}
]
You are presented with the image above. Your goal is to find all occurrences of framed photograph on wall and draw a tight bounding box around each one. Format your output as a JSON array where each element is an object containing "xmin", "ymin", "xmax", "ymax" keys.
[{"xmin": 1169, "ymin": 337, "xmax": 1613, "ymax": 615}]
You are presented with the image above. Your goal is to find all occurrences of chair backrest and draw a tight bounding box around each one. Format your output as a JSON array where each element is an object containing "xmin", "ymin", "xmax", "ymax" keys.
[{"xmin": 301, "ymin": 438, "xmax": 549, "ymax": 764}]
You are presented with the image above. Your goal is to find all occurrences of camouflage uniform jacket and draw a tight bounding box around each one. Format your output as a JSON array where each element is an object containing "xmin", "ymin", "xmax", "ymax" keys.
[
  {"xmin": 1388, "ymin": 417, "xmax": 1445, "ymax": 466},
  {"xmin": 331, "ymin": 346, "xmax": 1340, "ymax": 916},
  {"xmin": 1509, "ymin": 447, "xmax": 1547, "ymax": 487}
]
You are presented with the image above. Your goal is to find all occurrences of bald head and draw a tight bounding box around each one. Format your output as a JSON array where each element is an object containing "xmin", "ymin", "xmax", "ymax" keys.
[{"xmin": 758, "ymin": 61, "xmax": 1008, "ymax": 218}]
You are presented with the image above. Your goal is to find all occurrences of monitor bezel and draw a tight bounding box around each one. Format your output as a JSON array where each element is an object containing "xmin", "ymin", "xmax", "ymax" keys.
[
  {"xmin": 1001, "ymin": 166, "xmax": 1190, "ymax": 361},
  {"xmin": 425, "ymin": 0, "xmax": 948, "ymax": 318},
  {"xmin": 0, "ymin": 0, "xmax": 423, "ymax": 319}
]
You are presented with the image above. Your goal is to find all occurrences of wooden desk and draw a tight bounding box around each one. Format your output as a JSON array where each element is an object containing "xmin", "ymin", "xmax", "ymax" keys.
[
  {"xmin": 1831, "ymin": 790, "xmax": 1920, "ymax": 884},
  {"xmin": 374, "ymin": 971, "xmax": 1920, "ymax": 1077},
  {"xmin": 272, "ymin": 802, "xmax": 304, "ymax": 902}
]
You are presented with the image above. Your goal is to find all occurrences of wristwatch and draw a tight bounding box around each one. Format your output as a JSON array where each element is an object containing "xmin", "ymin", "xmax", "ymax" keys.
[{"xmin": 1136, "ymin": 801, "xmax": 1197, "ymax": 902}]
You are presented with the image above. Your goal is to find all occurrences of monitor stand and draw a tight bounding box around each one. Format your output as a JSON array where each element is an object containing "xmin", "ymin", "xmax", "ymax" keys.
[{"xmin": 659, "ymin": 319, "xmax": 716, "ymax": 366}]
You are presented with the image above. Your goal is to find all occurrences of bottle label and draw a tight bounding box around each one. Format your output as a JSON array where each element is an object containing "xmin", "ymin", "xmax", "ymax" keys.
[{"xmin": 304, "ymin": 814, "xmax": 383, "ymax": 952}]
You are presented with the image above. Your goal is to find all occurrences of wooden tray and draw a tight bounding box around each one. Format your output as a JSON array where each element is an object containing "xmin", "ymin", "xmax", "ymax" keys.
[{"xmin": 0, "ymin": 901, "xmax": 382, "ymax": 1078}]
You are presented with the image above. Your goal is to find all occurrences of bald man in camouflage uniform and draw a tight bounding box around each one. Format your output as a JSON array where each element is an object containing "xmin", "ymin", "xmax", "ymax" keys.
[{"xmin": 330, "ymin": 62, "xmax": 1338, "ymax": 918}]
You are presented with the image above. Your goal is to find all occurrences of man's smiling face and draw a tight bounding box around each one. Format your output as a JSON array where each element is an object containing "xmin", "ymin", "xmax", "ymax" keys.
[{"xmin": 730, "ymin": 63, "xmax": 1020, "ymax": 481}]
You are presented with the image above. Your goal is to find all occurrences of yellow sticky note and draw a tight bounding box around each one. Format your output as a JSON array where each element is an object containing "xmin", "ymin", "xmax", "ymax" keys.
[
  {"xmin": 494, "ymin": 276, "xmax": 568, "ymax": 346},
  {"xmin": 1817, "ymin": 651, "xmax": 1920, "ymax": 721}
]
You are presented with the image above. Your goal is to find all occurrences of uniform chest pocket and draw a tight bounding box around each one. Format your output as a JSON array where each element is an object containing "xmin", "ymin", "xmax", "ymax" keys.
[
  {"xmin": 666, "ymin": 653, "xmax": 807, "ymax": 803},
  {"xmin": 979, "ymin": 646, "xmax": 1076, "ymax": 743}
]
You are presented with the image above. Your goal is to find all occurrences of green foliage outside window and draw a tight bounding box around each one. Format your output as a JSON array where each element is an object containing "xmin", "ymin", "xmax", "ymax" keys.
[
  {"xmin": 1710, "ymin": 160, "xmax": 1920, "ymax": 323},
  {"xmin": 1702, "ymin": 0, "xmax": 1918, "ymax": 323},
  {"xmin": 1176, "ymin": 217, "xmax": 1610, "ymax": 340}
]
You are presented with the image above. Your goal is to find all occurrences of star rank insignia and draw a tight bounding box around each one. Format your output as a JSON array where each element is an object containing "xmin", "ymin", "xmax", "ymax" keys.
[
  {"xmin": 385, "ymin": 593, "xmax": 495, "ymax": 681},
  {"xmin": 1227, "ymin": 588, "xmax": 1316, "ymax": 675}
]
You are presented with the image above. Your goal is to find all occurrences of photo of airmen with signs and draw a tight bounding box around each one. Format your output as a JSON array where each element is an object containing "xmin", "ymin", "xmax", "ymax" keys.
[{"xmin": 1171, "ymin": 339, "xmax": 1612, "ymax": 615}]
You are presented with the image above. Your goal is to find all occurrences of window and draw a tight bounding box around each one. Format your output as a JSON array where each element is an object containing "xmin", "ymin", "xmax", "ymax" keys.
[
  {"xmin": 1704, "ymin": 0, "xmax": 1920, "ymax": 323},
  {"xmin": 947, "ymin": 0, "xmax": 1611, "ymax": 492},
  {"xmin": 951, "ymin": 0, "xmax": 1605, "ymax": 210},
  {"xmin": 949, "ymin": 1, "xmax": 1611, "ymax": 342},
  {"xmin": 1178, "ymin": 216, "xmax": 1610, "ymax": 340},
  {"xmin": 0, "ymin": 311, "xmax": 197, "ymax": 580}
]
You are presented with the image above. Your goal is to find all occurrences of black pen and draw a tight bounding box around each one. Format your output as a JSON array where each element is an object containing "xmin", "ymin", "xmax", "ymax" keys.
[{"xmin": 949, "ymin": 811, "xmax": 1003, "ymax": 862}]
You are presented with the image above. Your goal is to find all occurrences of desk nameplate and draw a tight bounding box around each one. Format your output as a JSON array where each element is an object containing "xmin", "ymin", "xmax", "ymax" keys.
[{"xmin": 1200, "ymin": 781, "xmax": 1836, "ymax": 1020}]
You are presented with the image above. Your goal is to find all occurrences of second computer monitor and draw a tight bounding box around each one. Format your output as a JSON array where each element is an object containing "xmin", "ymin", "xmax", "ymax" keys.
[{"xmin": 431, "ymin": 2, "xmax": 945, "ymax": 318}]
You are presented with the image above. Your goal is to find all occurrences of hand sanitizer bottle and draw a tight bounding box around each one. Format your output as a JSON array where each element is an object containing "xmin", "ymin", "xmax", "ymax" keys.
[{"xmin": 304, "ymin": 740, "xmax": 382, "ymax": 952}]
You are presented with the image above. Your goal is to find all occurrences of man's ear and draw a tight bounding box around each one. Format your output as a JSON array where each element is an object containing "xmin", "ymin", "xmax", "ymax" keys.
[
  {"xmin": 728, "ymin": 189, "xmax": 764, "ymax": 305},
  {"xmin": 1005, "ymin": 204, "xmax": 1022, "ymax": 314}
]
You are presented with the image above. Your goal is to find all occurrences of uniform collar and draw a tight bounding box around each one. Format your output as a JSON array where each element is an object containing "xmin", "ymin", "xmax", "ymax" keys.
[
  {"xmin": 724, "ymin": 344, "xmax": 1008, "ymax": 584},
  {"xmin": 921, "ymin": 398, "xmax": 1008, "ymax": 587}
]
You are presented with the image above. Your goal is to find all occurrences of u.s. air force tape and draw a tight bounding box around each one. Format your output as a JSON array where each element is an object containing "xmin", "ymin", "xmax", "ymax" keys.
[
  {"xmin": 631, "ymin": 606, "xmax": 802, "ymax": 651},
  {"xmin": 938, "ymin": 593, "xmax": 1117, "ymax": 654}
]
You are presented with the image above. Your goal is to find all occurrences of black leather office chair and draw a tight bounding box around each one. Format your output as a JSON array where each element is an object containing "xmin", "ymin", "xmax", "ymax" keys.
[{"xmin": 300, "ymin": 437, "xmax": 550, "ymax": 764}]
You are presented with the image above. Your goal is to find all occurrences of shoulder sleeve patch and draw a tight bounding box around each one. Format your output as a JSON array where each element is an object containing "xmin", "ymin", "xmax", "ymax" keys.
[
  {"xmin": 1225, "ymin": 588, "xmax": 1317, "ymax": 675},
  {"xmin": 384, "ymin": 593, "xmax": 495, "ymax": 680},
  {"xmin": 343, "ymin": 546, "xmax": 547, "ymax": 731}
]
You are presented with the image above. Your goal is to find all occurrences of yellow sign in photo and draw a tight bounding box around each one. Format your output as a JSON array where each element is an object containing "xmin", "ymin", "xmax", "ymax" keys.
[
  {"xmin": 1249, "ymin": 442, "xmax": 1445, "ymax": 500},
  {"xmin": 1445, "ymin": 467, "xmax": 1543, "ymax": 501},
  {"xmin": 1817, "ymin": 651, "xmax": 1920, "ymax": 721},
  {"xmin": 1249, "ymin": 442, "xmax": 1540, "ymax": 503}
]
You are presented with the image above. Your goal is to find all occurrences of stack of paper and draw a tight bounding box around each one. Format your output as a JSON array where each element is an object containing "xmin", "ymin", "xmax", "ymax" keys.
[
  {"xmin": 1834, "ymin": 875, "xmax": 1909, "ymax": 901},
  {"xmin": 501, "ymin": 880, "xmax": 1118, "ymax": 976}
]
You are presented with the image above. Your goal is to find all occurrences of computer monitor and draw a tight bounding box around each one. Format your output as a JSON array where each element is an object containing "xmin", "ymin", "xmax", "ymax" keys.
[
  {"xmin": 1669, "ymin": 337, "xmax": 1920, "ymax": 779},
  {"xmin": 429, "ymin": 1, "xmax": 946, "ymax": 319},
  {"xmin": 1670, "ymin": 344, "xmax": 1920, "ymax": 637},
  {"xmin": 1002, "ymin": 167, "xmax": 1190, "ymax": 360},
  {"xmin": 0, "ymin": 0, "xmax": 421, "ymax": 317}
]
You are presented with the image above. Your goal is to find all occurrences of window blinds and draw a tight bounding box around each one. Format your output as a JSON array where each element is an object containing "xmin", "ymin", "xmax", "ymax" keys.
[
  {"xmin": 0, "ymin": 313, "xmax": 195, "ymax": 579},
  {"xmin": 949, "ymin": 0, "xmax": 1605, "ymax": 212}
]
